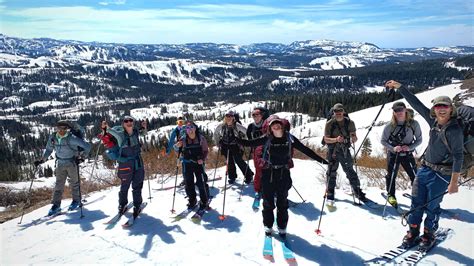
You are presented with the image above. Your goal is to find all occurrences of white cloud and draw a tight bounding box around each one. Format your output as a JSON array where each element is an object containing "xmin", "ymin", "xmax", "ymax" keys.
[{"xmin": 99, "ymin": 0, "xmax": 126, "ymax": 6}]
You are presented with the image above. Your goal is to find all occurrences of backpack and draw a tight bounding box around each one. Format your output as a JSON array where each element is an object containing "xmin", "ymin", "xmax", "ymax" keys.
[
  {"xmin": 321, "ymin": 114, "xmax": 351, "ymax": 146},
  {"xmin": 439, "ymin": 105, "xmax": 474, "ymax": 175},
  {"xmin": 257, "ymin": 115, "xmax": 294, "ymax": 169},
  {"xmin": 388, "ymin": 122, "xmax": 415, "ymax": 146}
]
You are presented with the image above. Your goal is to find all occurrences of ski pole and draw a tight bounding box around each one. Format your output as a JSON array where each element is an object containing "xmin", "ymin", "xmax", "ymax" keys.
[
  {"xmin": 82, "ymin": 142, "xmax": 102, "ymax": 203},
  {"xmin": 219, "ymin": 148, "xmax": 231, "ymax": 221},
  {"xmin": 147, "ymin": 171, "xmax": 152, "ymax": 203},
  {"xmin": 292, "ymin": 185, "xmax": 306, "ymax": 203},
  {"xmin": 170, "ymin": 150, "xmax": 182, "ymax": 214},
  {"xmin": 76, "ymin": 161, "xmax": 84, "ymax": 219},
  {"xmin": 238, "ymin": 147, "xmax": 252, "ymax": 201},
  {"xmin": 354, "ymin": 89, "xmax": 394, "ymax": 159},
  {"xmin": 315, "ymin": 168, "xmax": 330, "ymax": 235},
  {"xmin": 401, "ymin": 177, "xmax": 473, "ymax": 226},
  {"xmin": 200, "ymin": 164, "xmax": 211, "ymax": 203},
  {"xmin": 211, "ymin": 145, "xmax": 221, "ymax": 188},
  {"xmin": 382, "ymin": 152, "xmax": 400, "ymax": 218},
  {"xmin": 18, "ymin": 166, "xmax": 39, "ymax": 225}
]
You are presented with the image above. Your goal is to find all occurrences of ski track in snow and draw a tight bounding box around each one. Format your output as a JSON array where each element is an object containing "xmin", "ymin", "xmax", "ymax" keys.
[{"xmin": 1, "ymin": 159, "xmax": 473, "ymax": 265}]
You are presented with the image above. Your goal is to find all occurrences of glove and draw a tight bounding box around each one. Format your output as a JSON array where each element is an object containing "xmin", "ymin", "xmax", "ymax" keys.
[{"xmin": 34, "ymin": 159, "xmax": 44, "ymax": 167}]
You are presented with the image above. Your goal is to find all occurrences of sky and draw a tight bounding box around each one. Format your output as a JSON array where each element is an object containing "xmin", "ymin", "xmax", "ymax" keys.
[{"xmin": 0, "ymin": 0, "xmax": 473, "ymax": 48}]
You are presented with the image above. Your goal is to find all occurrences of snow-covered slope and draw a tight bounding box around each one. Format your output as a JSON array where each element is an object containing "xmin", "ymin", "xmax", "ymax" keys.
[{"xmin": 1, "ymin": 159, "xmax": 472, "ymax": 265}]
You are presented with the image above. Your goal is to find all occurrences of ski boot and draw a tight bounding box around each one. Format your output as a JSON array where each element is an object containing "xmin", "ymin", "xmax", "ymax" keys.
[
  {"xmin": 68, "ymin": 200, "xmax": 81, "ymax": 211},
  {"xmin": 388, "ymin": 195, "xmax": 398, "ymax": 208},
  {"xmin": 419, "ymin": 228, "xmax": 435, "ymax": 251},
  {"xmin": 402, "ymin": 224, "xmax": 420, "ymax": 248},
  {"xmin": 278, "ymin": 228, "xmax": 287, "ymax": 239},
  {"xmin": 264, "ymin": 226, "xmax": 273, "ymax": 237},
  {"xmin": 48, "ymin": 204, "xmax": 61, "ymax": 216},
  {"xmin": 187, "ymin": 198, "xmax": 197, "ymax": 209}
]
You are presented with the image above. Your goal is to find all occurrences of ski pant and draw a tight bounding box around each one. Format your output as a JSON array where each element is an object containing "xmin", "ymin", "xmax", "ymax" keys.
[
  {"xmin": 51, "ymin": 160, "xmax": 81, "ymax": 206},
  {"xmin": 221, "ymin": 145, "xmax": 253, "ymax": 182},
  {"xmin": 261, "ymin": 167, "xmax": 292, "ymax": 230},
  {"xmin": 408, "ymin": 166, "xmax": 451, "ymax": 232},
  {"xmin": 385, "ymin": 152, "xmax": 417, "ymax": 197},
  {"xmin": 118, "ymin": 160, "xmax": 144, "ymax": 209},
  {"xmin": 183, "ymin": 162, "xmax": 209, "ymax": 204},
  {"xmin": 253, "ymin": 148, "xmax": 263, "ymax": 193},
  {"xmin": 326, "ymin": 148, "xmax": 361, "ymax": 198}
]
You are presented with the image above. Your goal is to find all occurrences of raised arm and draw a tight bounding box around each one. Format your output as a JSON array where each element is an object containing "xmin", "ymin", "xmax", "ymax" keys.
[
  {"xmin": 385, "ymin": 80, "xmax": 432, "ymax": 124},
  {"xmin": 291, "ymin": 135, "xmax": 328, "ymax": 164}
]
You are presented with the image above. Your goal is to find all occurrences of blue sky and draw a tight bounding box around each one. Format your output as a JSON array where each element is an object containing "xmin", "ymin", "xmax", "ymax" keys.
[{"xmin": 0, "ymin": 0, "xmax": 472, "ymax": 48}]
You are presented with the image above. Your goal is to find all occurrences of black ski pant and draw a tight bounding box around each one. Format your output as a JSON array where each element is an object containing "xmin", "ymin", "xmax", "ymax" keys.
[
  {"xmin": 326, "ymin": 147, "xmax": 362, "ymax": 199},
  {"xmin": 385, "ymin": 152, "xmax": 417, "ymax": 197},
  {"xmin": 221, "ymin": 145, "xmax": 253, "ymax": 182},
  {"xmin": 183, "ymin": 162, "xmax": 209, "ymax": 204},
  {"xmin": 118, "ymin": 159, "xmax": 144, "ymax": 209},
  {"xmin": 261, "ymin": 167, "xmax": 292, "ymax": 230}
]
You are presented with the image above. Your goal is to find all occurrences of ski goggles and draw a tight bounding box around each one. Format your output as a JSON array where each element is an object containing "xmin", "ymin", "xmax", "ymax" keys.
[
  {"xmin": 123, "ymin": 119, "xmax": 134, "ymax": 123},
  {"xmin": 393, "ymin": 107, "xmax": 405, "ymax": 113},
  {"xmin": 333, "ymin": 108, "xmax": 344, "ymax": 113}
]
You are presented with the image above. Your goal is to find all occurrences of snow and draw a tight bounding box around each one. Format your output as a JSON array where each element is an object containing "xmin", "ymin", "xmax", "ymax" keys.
[
  {"xmin": 309, "ymin": 55, "xmax": 365, "ymax": 70},
  {"xmin": 27, "ymin": 100, "xmax": 68, "ymax": 109},
  {"xmin": 1, "ymin": 159, "xmax": 472, "ymax": 265}
]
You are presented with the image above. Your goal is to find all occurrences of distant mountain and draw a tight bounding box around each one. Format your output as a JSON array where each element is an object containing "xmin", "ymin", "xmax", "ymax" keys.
[{"xmin": 1, "ymin": 34, "xmax": 473, "ymax": 70}]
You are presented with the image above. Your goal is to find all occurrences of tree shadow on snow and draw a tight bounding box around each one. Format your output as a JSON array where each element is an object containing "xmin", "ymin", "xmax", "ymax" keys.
[
  {"xmin": 442, "ymin": 208, "xmax": 474, "ymax": 224},
  {"xmin": 126, "ymin": 213, "xmax": 180, "ymax": 258},
  {"xmin": 201, "ymin": 209, "xmax": 243, "ymax": 233},
  {"xmin": 288, "ymin": 200, "xmax": 321, "ymax": 221},
  {"xmin": 51, "ymin": 209, "xmax": 108, "ymax": 232},
  {"xmin": 429, "ymin": 246, "xmax": 474, "ymax": 265},
  {"xmin": 288, "ymin": 234, "xmax": 364, "ymax": 265}
]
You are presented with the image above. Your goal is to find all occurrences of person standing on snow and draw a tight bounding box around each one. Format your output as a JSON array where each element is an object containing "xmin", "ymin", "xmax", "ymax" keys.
[
  {"xmin": 246, "ymin": 107, "xmax": 270, "ymax": 201},
  {"xmin": 35, "ymin": 120, "xmax": 91, "ymax": 216},
  {"xmin": 166, "ymin": 116, "xmax": 187, "ymax": 187},
  {"xmin": 323, "ymin": 103, "xmax": 367, "ymax": 204},
  {"xmin": 237, "ymin": 115, "xmax": 328, "ymax": 238},
  {"xmin": 214, "ymin": 111, "xmax": 254, "ymax": 185},
  {"xmin": 174, "ymin": 121, "xmax": 210, "ymax": 210},
  {"xmin": 102, "ymin": 116, "xmax": 147, "ymax": 218},
  {"xmin": 385, "ymin": 80, "xmax": 463, "ymax": 251},
  {"xmin": 380, "ymin": 102, "xmax": 422, "ymax": 207}
]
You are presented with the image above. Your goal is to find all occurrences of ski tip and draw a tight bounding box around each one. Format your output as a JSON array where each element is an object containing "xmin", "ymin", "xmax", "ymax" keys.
[{"xmin": 263, "ymin": 255, "xmax": 274, "ymax": 262}]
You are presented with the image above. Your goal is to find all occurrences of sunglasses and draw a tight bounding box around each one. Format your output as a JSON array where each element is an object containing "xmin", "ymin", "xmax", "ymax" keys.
[
  {"xmin": 123, "ymin": 119, "xmax": 134, "ymax": 123},
  {"xmin": 434, "ymin": 104, "xmax": 449, "ymax": 110},
  {"xmin": 333, "ymin": 109, "xmax": 344, "ymax": 113},
  {"xmin": 225, "ymin": 114, "xmax": 234, "ymax": 118},
  {"xmin": 393, "ymin": 107, "xmax": 405, "ymax": 113},
  {"xmin": 252, "ymin": 113, "xmax": 261, "ymax": 117},
  {"xmin": 185, "ymin": 125, "xmax": 196, "ymax": 130},
  {"xmin": 57, "ymin": 126, "xmax": 68, "ymax": 131}
]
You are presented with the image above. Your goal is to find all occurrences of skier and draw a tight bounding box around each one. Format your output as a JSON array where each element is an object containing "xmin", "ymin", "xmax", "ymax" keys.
[
  {"xmin": 214, "ymin": 110, "xmax": 254, "ymax": 185},
  {"xmin": 237, "ymin": 115, "xmax": 328, "ymax": 237},
  {"xmin": 35, "ymin": 120, "xmax": 91, "ymax": 215},
  {"xmin": 323, "ymin": 103, "xmax": 367, "ymax": 204},
  {"xmin": 385, "ymin": 80, "xmax": 463, "ymax": 250},
  {"xmin": 380, "ymin": 102, "xmax": 422, "ymax": 207},
  {"xmin": 174, "ymin": 121, "xmax": 210, "ymax": 209},
  {"xmin": 166, "ymin": 116, "xmax": 187, "ymax": 186},
  {"xmin": 102, "ymin": 116, "xmax": 148, "ymax": 218},
  {"xmin": 246, "ymin": 107, "xmax": 270, "ymax": 200}
]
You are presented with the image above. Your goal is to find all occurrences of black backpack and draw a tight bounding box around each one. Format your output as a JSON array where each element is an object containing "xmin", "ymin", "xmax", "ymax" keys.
[
  {"xmin": 321, "ymin": 110, "xmax": 351, "ymax": 146},
  {"xmin": 439, "ymin": 105, "xmax": 474, "ymax": 175}
]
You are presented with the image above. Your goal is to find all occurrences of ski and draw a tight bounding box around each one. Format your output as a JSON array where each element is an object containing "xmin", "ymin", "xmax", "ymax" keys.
[
  {"xmin": 252, "ymin": 194, "xmax": 261, "ymax": 211},
  {"xmin": 190, "ymin": 197, "xmax": 213, "ymax": 223},
  {"xmin": 171, "ymin": 205, "xmax": 198, "ymax": 222},
  {"xmin": 263, "ymin": 235, "xmax": 274, "ymax": 262},
  {"xmin": 401, "ymin": 228, "xmax": 453, "ymax": 265},
  {"xmin": 364, "ymin": 242, "xmax": 418, "ymax": 265},
  {"xmin": 122, "ymin": 202, "xmax": 148, "ymax": 228},
  {"xmin": 277, "ymin": 236, "xmax": 297, "ymax": 265},
  {"xmin": 104, "ymin": 202, "xmax": 134, "ymax": 229}
]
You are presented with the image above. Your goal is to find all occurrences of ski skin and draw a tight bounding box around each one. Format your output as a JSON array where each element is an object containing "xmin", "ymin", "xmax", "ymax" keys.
[{"xmin": 122, "ymin": 202, "xmax": 148, "ymax": 228}]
